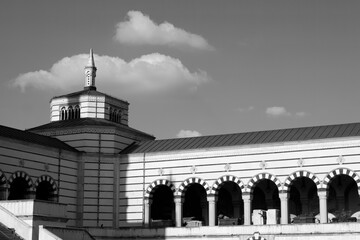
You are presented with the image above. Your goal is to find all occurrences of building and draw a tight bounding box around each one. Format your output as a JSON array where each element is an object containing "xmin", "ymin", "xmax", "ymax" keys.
[{"xmin": 1, "ymin": 50, "xmax": 360, "ymax": 240}]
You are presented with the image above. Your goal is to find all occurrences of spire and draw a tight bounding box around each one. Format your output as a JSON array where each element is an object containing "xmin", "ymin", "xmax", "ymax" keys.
[
  {"xmin": 84, "ymin": 48, "xmax": 97, "ymax": 90},
  {"xmin": 87, "ymin": 48, "xmax": 96, "ymax": 68}
]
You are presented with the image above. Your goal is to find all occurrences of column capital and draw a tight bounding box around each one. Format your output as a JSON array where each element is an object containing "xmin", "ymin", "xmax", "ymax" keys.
[
  {"xmin": 318, "ymin": 189, "xmax": 328, "ymax": 199},
  {"xmin": 174, "ymin": 196, "xmax": 183, "ymax": 204},
  {"xmin": 144, "ymin": 198, "xmax": 152, "ymax": 204},
  {"xmin": 242, "ymin": 193, "xmax": 253, "ymax": 201},
  {"xmin": 207, "ymin": 194, "xmax": 217, "ymax": 202},
  {"xmin": 279, "ymin": 192, "xmax": 289, "ymax": 200}
]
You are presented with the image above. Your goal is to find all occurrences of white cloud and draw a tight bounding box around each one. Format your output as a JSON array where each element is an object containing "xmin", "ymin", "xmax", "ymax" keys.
[
  {"xmin": 266, "ymin": 106, "xmax": 291, "ymax": 117},
  {"xmin": 11, "ymin": 53, "xmax": 210, "ymax": 94},
  {"xmin": 266, "ymin": 106, "xmax": 307, "ymax": 118},
  {"xmin": 176, "ymin": 130, "xmax": 202, "ymax": 138},
  {"xmin": 114, "ymin": 11, "xmax": 214, "ymax": 50}
]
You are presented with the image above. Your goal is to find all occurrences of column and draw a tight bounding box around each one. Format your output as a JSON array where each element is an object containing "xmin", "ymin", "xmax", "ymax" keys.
[
  {"xmin": 174, "ymin": 197, "xmax": 183, "ymax": 227},
  {"xmin": 279, "ymin": 192, "xmax": 289, "ymax": 224},
  {"xmin": 243, "ymin": 193, "xmax": 252, "ymax": 225},
  {"xmin": 318, "ymin": 190, "xmax": 328, "ymax": 223},
  {"xmin": 207, "ymin": 195, "xmax": 217, "ymax": 226},
  {"xmin": 144, "ymin": 198, "xmax": 151, "ymax": 227}
]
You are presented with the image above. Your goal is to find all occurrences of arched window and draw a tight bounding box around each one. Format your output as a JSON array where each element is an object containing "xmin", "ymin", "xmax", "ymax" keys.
[
  {"xmin": 60, "ymin": 107, "xmax": 66, "ymax": 120},
  {"xmin": 8, "ymin": 171, "xmax": 33, "ymax": 200},
  {"xmin": 35, "ymin": 175, "xmax": 57, "ymax": 202},
  {"xmin": 68, "ymin": 106, "xmax": 74, "ymax": 120},
  {"xmin": 75, "ymin": 105, "xmax": 80, "ymax": 119},
  {"xmin": 117, "ymin": 111, "xmax": 122, "ymax": 123},
  {"xmin": 109, "ymin": 107, "xmax": 113, "ymax": 121},
  {"xmin": 112, "ymin": 110, "xmax": 117, "ymax": 122}
]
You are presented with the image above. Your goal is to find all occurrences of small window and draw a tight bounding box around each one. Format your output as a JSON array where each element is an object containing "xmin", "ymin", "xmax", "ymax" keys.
[
  {"xmin": 60, "ymin": 107, "xmax": 66, "ymax": 120},
  {"xmin": 75, "ymin": 105, "xmax": 80, "ymax": 119}
]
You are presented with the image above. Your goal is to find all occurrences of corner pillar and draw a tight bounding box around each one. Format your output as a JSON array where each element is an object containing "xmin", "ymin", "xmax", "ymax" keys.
[{"xmin": 144, "ymin": 198, "xmax": 152, "ymax": 227}]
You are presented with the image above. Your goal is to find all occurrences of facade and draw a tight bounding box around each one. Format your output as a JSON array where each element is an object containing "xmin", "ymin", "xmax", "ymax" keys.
[{"xmin": 1, "ymin": 50, "xmax": 360, "ymax": 240}]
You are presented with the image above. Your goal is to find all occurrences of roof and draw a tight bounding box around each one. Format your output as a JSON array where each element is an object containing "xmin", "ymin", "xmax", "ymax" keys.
[
  {"xmin": 51, "ymin": 89, "xmax": 128, "ymax": 104},
  {"xmin": 27, "ymin": 118, "xmax": 154, "ymax": 139},
  {"xmin": 0, "ymin": 125, "xmax": 78, "ymax": 152},
  {"xmin": 123, "ymin": 122, "xmax": 360, "ymax": 154}
]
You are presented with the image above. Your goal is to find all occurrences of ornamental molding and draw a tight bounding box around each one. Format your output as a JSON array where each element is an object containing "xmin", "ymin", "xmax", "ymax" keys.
[
  {"xmin": 336, "ymin": 155, "xmax": 345, "ymax": 165},
  {"xmin": 136, "ymin": 138, "xmax": 360, "ymax": 161}
]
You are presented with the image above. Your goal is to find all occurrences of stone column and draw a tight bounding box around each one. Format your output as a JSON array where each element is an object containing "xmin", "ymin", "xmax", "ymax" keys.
[
  {"xmin": 318, "ymin": 190, "xmax": 328, "ymax": 223},
  {"xmin": 243, "ymin": 193, "xmax": 252, "ymax": 225},
  {"xmin": 279, "ymin": 192, "xmax": 289, "ymax": 224},
  {"xmin": 207, "ymin": 195, "xmax": 217, "ymax": 226},
  {"xmin": 144, "ymin": 198, "xmax": 152, "ymax": 227},
  {"xmin": 174, "ymin": 197, "xmax": 183, "ymax": 227}
]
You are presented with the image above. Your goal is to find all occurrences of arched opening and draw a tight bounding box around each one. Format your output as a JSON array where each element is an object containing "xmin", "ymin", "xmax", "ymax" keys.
[
  {"xmin": 288, "ymin": 177, "xmax": 318, "ymax": 223},
  {"xmin": 68, "ymin": 106, "xmax": 74, "ymax": 120},
  {"xmin": 75, "ymin": 105, "xmax": 80, "ymax": 119},
  {"xmin": 60, "ymin": 107, "xmax": 66, "ymax": 120},
  {"xmin": 36, "ymin": 181, "xmax": 56, "ymax": 202},
  {"xmin": 251, "ymin": 179, "xmax": 280, "ymax": 225},
  {"xmin": 183, "ymin": 183, "xmax": 208, "ymax": 226},
  {"xmin": 328, "ymin": 174, "xmax": 360, "ymax": 221},
  {"xmin": 217, "ymin": 181, "xmax": 243, "ymax": 225},
  {"xmin": 150, "ymin": 185, "xmax": 174, "ymax": 227},
  {"xmin": 8, "ymin": 177, "xmax": 31, "ymax": 200},
  {"xmin": 117, "ymin": 111, "xmax": 122, "ymax": 123}
]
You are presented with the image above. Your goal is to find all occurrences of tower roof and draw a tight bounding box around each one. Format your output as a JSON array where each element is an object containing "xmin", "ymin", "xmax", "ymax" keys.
[{"xmin": 86, "ymin": 48, "xmax": 96, "ymax": 68}]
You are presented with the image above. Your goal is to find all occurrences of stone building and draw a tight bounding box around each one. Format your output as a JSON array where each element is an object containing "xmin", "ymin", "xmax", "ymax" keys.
[{"xmin": 1, "ymin": 50, "xmax": 360, "ymax": 240}]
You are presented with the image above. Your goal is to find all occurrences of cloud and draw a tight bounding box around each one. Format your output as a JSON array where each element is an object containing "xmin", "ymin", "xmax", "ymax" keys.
[
  {"xmin": 11, "ymin": 53, "xmax": 210, "ymax": 94},
  {"xmin": 176, "ymin": 130, "xmax": 202, "ymax": 138},
  {"xmin": 266, "ymin": 106, "xmax": 291, "ymax": 117},
  {"xmin": 114, "ymin": 11, "xmax": 214, "ymax": 50},
  {"xmin": 266, "ymin": 106, "xmax": 307, "ymax": 118}
]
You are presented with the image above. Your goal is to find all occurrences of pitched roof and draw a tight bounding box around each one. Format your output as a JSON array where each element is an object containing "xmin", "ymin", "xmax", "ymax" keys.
[
  {"xmin": 51, "ymin": 89, "xmax": 128, "ymax": 104},
  {"xmin": 123, "ymin": 122, "xmax": 360, "ymax": 154},
  {"xmin": 27, "ymin": 118, "xmax": 154, "ymax": 139},
  {"xmin": 0, "ymin": 125, "xmax": 78, "ymax": 152}
]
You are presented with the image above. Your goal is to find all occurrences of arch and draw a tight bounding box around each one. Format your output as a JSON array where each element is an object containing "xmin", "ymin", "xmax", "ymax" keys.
[
  {"xmin": 145, "ymin": 179, "xmax": 175, "ymax": 199},
  {"xmin": 8, "ymin": 171, "xmax": 34, "ymax": 200},
  {"xmin": 60, "ymin": 107, "xmax": 66, "ymax": 120},
  {"xmin": 34, "ymin": 175, "xmax": 58, "ymax": 195},
  {"xmin": 74, "ymin": 105, "xmax": 80, "ymax": 119},
  {"xmin": 68, "ymin": 106, "xmax": 74, "ymax": 120},
  {"xmin": 117, "ymin": 111, "xmax": 122, "ymax": 123},
  {"xmin": 8, "ymin": 171, "xmax": 33, "ymax": 188},
  {"xmin": 177, "ymin": 177, "xmax": 211, "ymax": 197},
  {"xmin": 211, "ymin": 175, "xmax": 245, "ymax": 194},
  {"xmin": 283, "ymin": 170, "xmax": 321, "ymax": 192},
  {"xmin": 323, "ymin": 168, "xmax": 360, "ymax": 191},
  {"xmin": 246, "ymin": 172, "xmax": 282, "ymax": 193}
]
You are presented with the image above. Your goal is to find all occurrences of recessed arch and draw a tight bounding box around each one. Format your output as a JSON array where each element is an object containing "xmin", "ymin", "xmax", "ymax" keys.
[
  {"xmin": 35, "ymin": 175, "xmax": 58, "ymax": 197},
  {"xmin": 145, "ymin": 179, "xmax": 175, "ymax": 199},
  {"xmin": 211, "ymin": 175, "xmax": 245, "ymax": 194},
  {"xmin": 246, "ymin": 172, "xmax": 282, "ymax": 193},
  {"xmin": 177, "ymin": 177, "xmax": 211, "ymax": 197},
  {"xmin": 8, "ymin": 171, "xmax": 34, "ymax": 200},
  {"xmin": 283, "ymin": 170, "xmax": 321, "ymax": 192},
  {"xmin": 323, "ymin": 167, "xmax": 360, "ymax": 191}
]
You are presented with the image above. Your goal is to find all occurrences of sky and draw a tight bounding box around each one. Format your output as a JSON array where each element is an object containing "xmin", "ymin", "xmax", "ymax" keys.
[{"xmin": 1, "ymin": 0, "xmax": 360, "ymax": 139}]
